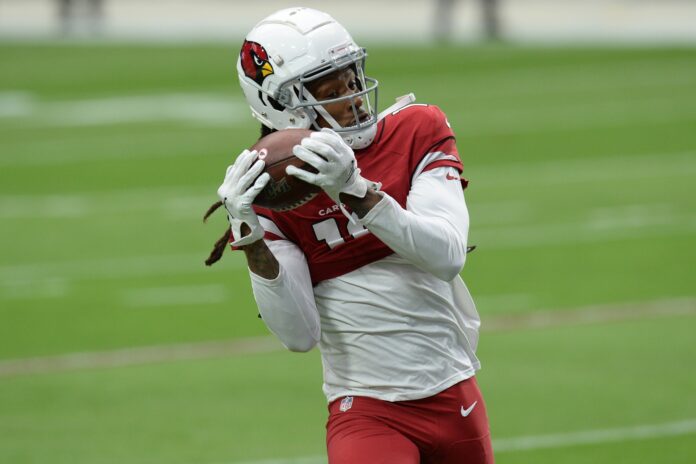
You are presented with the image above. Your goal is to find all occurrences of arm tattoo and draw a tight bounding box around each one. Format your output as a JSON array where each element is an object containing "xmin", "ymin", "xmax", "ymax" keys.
[
  {"xmin": 340, "ymin": 189, "xmax": 383, "ymax": 218},
  {"xmin": 243, "ymin": 240, "xmax": 280, "ymax": 279}
]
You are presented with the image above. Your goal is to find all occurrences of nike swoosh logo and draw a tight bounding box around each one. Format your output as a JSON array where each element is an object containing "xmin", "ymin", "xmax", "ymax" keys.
[
  {"xmin": 446, "ymin": 173, "xmax": 459, "ymax": 181},
  {"xmin": 460, "ymin": 401, "xmax": 477, "ymax": 417}
]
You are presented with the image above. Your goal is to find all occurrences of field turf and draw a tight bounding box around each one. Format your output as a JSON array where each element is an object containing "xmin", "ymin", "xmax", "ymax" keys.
[{"xmin": 0, "ymin": 43, "xmax": 695, "ymax": 463}]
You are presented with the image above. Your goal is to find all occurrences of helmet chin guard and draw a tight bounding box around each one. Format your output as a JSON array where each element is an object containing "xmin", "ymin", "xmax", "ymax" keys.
[
  {"xmin": 342, "ymin": 124, "xmax": 378, "ymax": 150},
  {"xmin": 237, "ymin": 7, "xmax": 380, "ymax": 149}
]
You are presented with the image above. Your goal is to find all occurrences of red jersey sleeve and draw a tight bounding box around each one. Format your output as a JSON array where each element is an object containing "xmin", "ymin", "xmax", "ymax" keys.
[{"xmin": 411, "ymin": 105, "xmax": 463, "ymax": 174}]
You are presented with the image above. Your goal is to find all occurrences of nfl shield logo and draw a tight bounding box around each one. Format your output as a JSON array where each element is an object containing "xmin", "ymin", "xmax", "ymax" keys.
[{"xmin": 339, "ymin": 396, "xmax": 353, "ymax": 412}]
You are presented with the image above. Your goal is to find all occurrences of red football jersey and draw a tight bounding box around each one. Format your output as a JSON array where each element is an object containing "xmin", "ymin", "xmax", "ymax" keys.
[{"xmin": 253, "ymin": 104, "xmax": 465, "ymax": 285}]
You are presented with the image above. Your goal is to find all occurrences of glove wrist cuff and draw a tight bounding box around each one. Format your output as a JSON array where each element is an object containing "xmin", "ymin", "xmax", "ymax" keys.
[
  {"xmin": 229, "ymin": 217, "xmax": 264, "ymax": 248},
  {"xmin": 341, "ymin": 168, "xmax": 381, "ymax": 199}
]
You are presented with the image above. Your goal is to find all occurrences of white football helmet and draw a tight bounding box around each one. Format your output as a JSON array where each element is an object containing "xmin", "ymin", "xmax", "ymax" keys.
[{"xmin": 237, "ymin": 7, "xmax": 379, "ymax": 149}]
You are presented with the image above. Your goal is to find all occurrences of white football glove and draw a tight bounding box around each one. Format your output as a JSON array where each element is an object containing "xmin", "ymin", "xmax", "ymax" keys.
[
  {"xmin": 287, "ymin": 128, "xmax": 380, "ymax": 221},
  {"xmin": 217, "ymin": 149, "xmax": 270, "ymax": 247}
]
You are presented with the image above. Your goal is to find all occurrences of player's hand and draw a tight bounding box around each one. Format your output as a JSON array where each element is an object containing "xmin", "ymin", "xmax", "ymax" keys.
[
  {"xmin": 287, "ymin": 128, "xmax": 378, "ymax": 204},
  {"xmin": 217, "ymin": 149, "xmax": 270, "ymax": 247}
]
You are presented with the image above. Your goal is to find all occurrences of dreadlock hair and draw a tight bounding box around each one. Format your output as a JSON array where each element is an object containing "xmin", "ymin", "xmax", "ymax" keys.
[{"xmin": 204, "ymin": 124, "xmax": 277, "ymax": 266}]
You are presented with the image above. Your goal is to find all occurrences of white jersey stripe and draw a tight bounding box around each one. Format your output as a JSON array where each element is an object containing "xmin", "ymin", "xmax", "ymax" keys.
[
  {"xmin": 258, "ymin": 215, "xmax": 287, "ymax": 240},
  {"xmin": 411, "ymin": 151, "xmax": 460, "ymax": 185}
]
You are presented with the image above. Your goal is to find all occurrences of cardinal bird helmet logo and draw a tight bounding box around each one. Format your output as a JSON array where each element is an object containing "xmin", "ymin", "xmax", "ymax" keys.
[{"xmin": 240, "ymin": 40, "xmax": 274, "ymax": 85}]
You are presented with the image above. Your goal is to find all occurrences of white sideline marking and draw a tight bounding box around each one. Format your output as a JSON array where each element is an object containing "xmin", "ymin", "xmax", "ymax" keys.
[
  {"xmin": 0, "ymin": 297, "xmax": 693, "ymax": 378},
  {"xmin": 228, "ymin": 419, "xmax": 696, "ymax": 463}
]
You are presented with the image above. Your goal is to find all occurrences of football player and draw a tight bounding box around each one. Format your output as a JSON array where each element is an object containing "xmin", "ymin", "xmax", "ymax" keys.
[{"xmin": 209, "ymin": 7, "xmax": 494, "ymax": 463}]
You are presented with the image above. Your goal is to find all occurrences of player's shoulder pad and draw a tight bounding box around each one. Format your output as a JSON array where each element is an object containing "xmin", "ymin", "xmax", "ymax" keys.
[{"xmin": 387, "ymin": 103, "xmax": 452, "ymax": 134}]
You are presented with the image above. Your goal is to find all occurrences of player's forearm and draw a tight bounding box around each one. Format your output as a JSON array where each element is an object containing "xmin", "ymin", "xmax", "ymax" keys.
[
  {"xmin": 358, "ymin": 170, "xmax": 469, "ymax": 281},
  {"xmin": 339, "ymin": 189, "xmax": 383, "ymax": 218},
  {"xmin": 362, "ymin": 198, "xmax": 467, "ymax": 281},
  {"xmin": 242, "ymin": 239, "xmax": 280, "ymax": 279},
  {"xmin": 249, "ymin": 240, "xmax": 321, "ymax": 353}
]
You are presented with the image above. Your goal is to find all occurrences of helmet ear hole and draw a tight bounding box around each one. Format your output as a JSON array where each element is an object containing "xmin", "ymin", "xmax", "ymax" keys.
[{"xmin": 267, "ymin": 96, "xmax": 284, "ymax": 112}]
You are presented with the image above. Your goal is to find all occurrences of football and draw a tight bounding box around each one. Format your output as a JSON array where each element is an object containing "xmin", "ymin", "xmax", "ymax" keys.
[{"xmin": 251, "ymin": 128, "xmax": 321, "ymax": 211}]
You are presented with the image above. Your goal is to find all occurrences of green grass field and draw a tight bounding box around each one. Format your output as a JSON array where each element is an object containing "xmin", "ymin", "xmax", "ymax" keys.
[{"xmin": 1, "ymin": 42, "xmax": 695, "ymax": 463}]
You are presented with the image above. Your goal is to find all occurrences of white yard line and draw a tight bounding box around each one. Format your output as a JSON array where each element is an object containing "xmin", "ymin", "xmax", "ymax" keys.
[
  {"xmin": 0, "ymin": 336, "xmax": 283, "ymax": 378},
  {"xmin": 4, "ymin": 208, "xmax": 690, "ymax": 294},
  {"xmin": 471, "ymin": 150, "xmax": 696, "ymax": 186},
  {"xmin": 0, "ymin": 92, "xmax": 248, "ymax": 126},
  {"xmin": 482, "ymin": 297, "xmax": 696, "ymax": 331},
  {"xmin": 493, "ymin": 419, "xmax": 696, "ymax": 453},
  {"xmin": 473, "ymin": 213, "xmax": 696, "ymax": 250},
  {"xmin": 122, "ymin": 284, "xmax": 228, "ymax": 307},
  {"xmin": 1, "ymin": 219, "xmax": 692, "ymax": 291},
  {"xmin": 227, "ymin": 418, "xmax": 696, "ymax": 464},
  {"xmin": 0, "ymin": 149, "xmax": 692, "ymax": 217},
  {"xmin": 0, "ymin": 191, "xmax": 218, "ymax": 219},
  {"xmin": 1, "ymin": 88, "xmax": 695, "ymax": 165},
  {"xmin": 0, "ymin": 297, "xmax": 693, "ymax": 378},
  {"xmin": 456, "ymin": 94, "xmax": 696, "ymax": 137},
  {"xmin": 1, "ymin": 149, "xmax": 692, "ymax": 217},
  {"xmin": 459, "ymin": 65, "xmax": 696, "ymax": 101},
  {"xmin": 0, "ymin": 222, "xmax": 693, "ymax": 301},
  {"xmin": 0, "ymin": 252, "xmax": 247, "ymax": 284}
]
